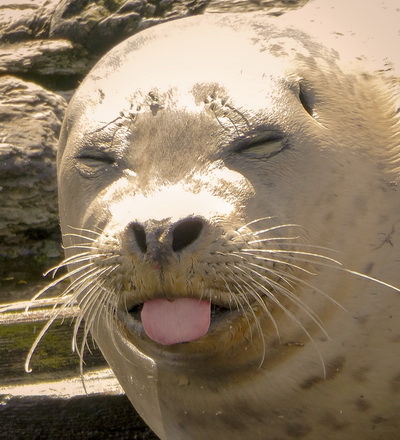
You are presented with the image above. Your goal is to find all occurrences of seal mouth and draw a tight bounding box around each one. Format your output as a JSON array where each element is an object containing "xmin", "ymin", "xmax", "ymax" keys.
[
  {"xmin": 121, "ymin": 298, "xmax": 235, "ymax": 346},
  {"xmin": 127, "ymin": 302, "xmax": 231, "ymax": 321}
]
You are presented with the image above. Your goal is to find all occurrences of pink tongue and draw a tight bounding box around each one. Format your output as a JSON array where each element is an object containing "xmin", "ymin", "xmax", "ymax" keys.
[{"xmin": 141, "ymin": 298, "xmax": 211, "ymax": 345}]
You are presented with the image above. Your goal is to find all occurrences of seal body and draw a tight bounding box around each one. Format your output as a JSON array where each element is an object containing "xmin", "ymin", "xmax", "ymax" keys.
[{"xmin": 56, "ymin": 2, "xmax": 400, "ymax": 439}]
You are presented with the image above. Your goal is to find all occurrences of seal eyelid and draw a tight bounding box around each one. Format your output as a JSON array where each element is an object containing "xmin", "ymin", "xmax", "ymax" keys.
[
  {"xmin": 298, "ymin": 81, "xmax": 317, "ymax": 119},
  {"xmin": 76, "ymin": 149, "xmax": 117, "ymax": 166},
  {"xmin": 75, "ymin": 149, "xmax": 119, "ymax": 178},
  {"xmin": 235, "ymin": 135, "xmax": 287, "ymax": 159}
]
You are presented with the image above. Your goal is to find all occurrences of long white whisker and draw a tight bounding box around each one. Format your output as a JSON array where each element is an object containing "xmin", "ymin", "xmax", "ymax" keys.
[
  {"xmin": 226, "ymin": 273, "xmax": 268, "ymax": 366},
  {"xmin": 71, "ymin": 267, "xmax": 114, "ymax": 354},
  {"xmin": 247, "ymin": 224, "xmax": 305, "ymax": 238},
  {"xmin": 235, "ymin": 251, "xmax": 317, "ymax": 276},
  {"xmin": 63, "ymin": 233, "xmax": 98, "ymax": 242},
  {"xmin": 239, "ymin": 248, "xmax": 343, "ymax": 267},
  {"xmin": 43, "ymin": 252, "xmax": 92, "ymax": 277},
  {"xmin": 62, "ymin": 245, "xmax": 99, "ymax": 251},
  {"xmin": 24, "ymin": 292, "xmax": 80, "ymax": 373},
  {"xmin": 234, "ymin": 262, "xmax": 327, "ymax": 336},
  {"xmin": 341, "ymin": 268, "xmax": 400, "ymax": 294},
  {"xmin": 237, "ymin": 216, "xmax": 277, "ymax": 232},
  {"xmin": 269, "ymin": 266, "xmax": 346, "ymax": 311},
  {"xmin": 225, "ymin": 266, "xmax": 280, "ymax": 343},
  {"xmin": 27, "ymin": 262, "xmax": 96, "ymax": 309},
  {"xmin": 236, "ymin": 266, "xmax": 327, "ymax": 377},
  {"xmin": 65, "ymin": 226, "xmax": 102, "ymax": 236},
  {"xmin": 24, "ymin": 265, "xmax": 108, "ymax": 373},
  {"xmin": 244, "ymin": 241, "xmax": 340, "ymax": 254}
]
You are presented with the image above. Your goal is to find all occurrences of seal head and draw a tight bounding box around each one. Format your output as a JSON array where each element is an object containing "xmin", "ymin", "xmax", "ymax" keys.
[{"xmin": 56, "ymin": 6, "xmax": 400, "ymax": 440}]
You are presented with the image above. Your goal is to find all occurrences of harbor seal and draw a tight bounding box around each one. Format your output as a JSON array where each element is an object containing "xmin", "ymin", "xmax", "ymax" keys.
[{"xmin": 30, "ymin": 1, "xmax": 400, "ymax": 439}]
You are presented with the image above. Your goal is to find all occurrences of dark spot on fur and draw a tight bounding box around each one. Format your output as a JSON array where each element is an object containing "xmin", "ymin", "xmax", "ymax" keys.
[
  {"xmin": 372, "ymin": 415, "xmax": 389, "ymax": 425},
  {"xmin": 355, "ymin": 396, "xmax": 372, "ymax": 412},
  {"xmin": 352, "ymin": 313, "xmax": 369, "ymax": 325},
  {"xmin": 390, "ymin": 334, "xmax": 400, "ymax": 343},
  {"xmin": 324, "ymin": 211, "xmax": 334, "ymax": 222},
  {"xmin": 286, "ymin": 422, "xmax": 312, "ymax": 438},
  {"xmin": 300, "ymin": 375, "xmax": 321, "ymax": 390},
  {"xmin": 269, "ymin": 43, "xmax": 287, "ymax": 57},
  {"xmin": 352, "ymin": 366, "xmax": 371, "ymax": 383},
  {"xmin": 301, "ymin": 356, "xmax": 345, "ymax": 389},
  {"xmin": 353, "ymin": 195, "xmax": 367, "ymax": 214},
  {"xmin": 229, "ymin": 401, "xmax": 266, "ymax": 425},
  {"xmin": 176, "ymin": 409, "xmax": 248, "ymax": 432},
  {"xmin": 98, "ymin": 88, "xmax": 105, "ymax": 102},
  {"xmin": 319, "ymin": 413, "xmax": 351, "ymax": 431},
  {"xmin": 390, "ymin": 372, "xmax": 400, "ymax": 393},
  {"xmin": 326, "ymin": 356, "xmax": 345, "ymax": 380},
  {"xmin": 218, "ymin": 412, "xmax": 247, "ymax": 431},
  {"xmin": 363, "ymin": 262, "xmax": 374, "ymax": 275}
]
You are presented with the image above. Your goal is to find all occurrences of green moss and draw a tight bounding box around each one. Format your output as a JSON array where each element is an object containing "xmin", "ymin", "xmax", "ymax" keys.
[{"xmin": 0, "ymin": 317, "xmax": 107, "ymax": 382}]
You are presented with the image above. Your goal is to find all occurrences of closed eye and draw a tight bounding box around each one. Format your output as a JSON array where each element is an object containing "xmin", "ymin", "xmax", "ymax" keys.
[
  {"xmin": 75, "ymin": 150, "xmax": 117, "ymax": 178},
  {"xmin": 77, "ymin": 151, "xmax": 116, "ymax": 166},
  {"xmin": 236, "ymin": 135, "xmax": 287, "ymax": 159},
  {"xmin": 298, "ymin": 81, "xmax": 317, "ymax": 119}
]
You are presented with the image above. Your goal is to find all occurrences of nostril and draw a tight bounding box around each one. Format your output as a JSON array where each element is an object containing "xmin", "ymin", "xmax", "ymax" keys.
[
  {"xmin": 172, "ymin": 218, "xmax": 204, "ymax": 252},
  {"xmin": 131, "ymin": 223, "xmax": 147, "ymax": 254}
]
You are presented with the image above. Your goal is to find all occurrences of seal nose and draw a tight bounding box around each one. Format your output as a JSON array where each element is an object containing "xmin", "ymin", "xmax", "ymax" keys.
[
  {"xmin": 171, "ymin": 218, "xmax": 203, "ymax": 252},
  {"xmin": 131, "ymin": 222, "xmax": 148, "ymax": 254},
  {"xmin": 128, "ymin": 217, "xmax": 204, "ymax": 258}
]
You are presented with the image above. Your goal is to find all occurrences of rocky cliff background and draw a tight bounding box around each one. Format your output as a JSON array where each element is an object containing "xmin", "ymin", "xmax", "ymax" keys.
[{"xmin": 0, "ymin": 0, "xmax": 306, "ymax": 302}]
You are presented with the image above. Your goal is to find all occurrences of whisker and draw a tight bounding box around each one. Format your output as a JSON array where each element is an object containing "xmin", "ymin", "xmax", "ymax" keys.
[
  {"xmin": 24, "ymin": 293, "xmax": 79, "ymax": 373},
  {"xmin": 234, "ymin": 262, "xmax": 326, "ymax": 334},
  {"xmin": 239, "ymin": 223, "xmax": 305, "ymax": 238},
  {"xmin": 71, "ymin": 267, "xmax": 114, "ymax": 354},
  {"xmin": 78, "ymin": 288, "xmax": 112, "ymax": 380},
  {"xmin": 63, "ymin": 233, "xmax": 98, "ymax": 242},
  {"xmin": 239, "ymin": 261, "xmax": 327, "ymax": 331},
  {"xmin": 239, "ymin": 248, "xmax": 343, "ymax": 267},
  {"xmin": 234, "ymin": 251, "xmax": 317, "ymax": 277},
  {"xmin": 69, "ymin": 265, "xmax": 120, "ymax": 390},
  {"xmin": 226, "ymin": 266, "xmax": 279, "ymax": 345},
  {"xmin": 25, "ymin": 265, "xmax": 109, "ymax": 373},
  {"xmin": 105, "ymin": 287, "xmax": 134, "ymax": 366},
  {"xmin": 244, "ymin": 241, "xmax": 340, "ymax": 254},
  {"xmin": 236, "ymin": 266, "xmax": 327, "ymax": 377},
  {"xmin": 237, "ymin": 217, "xmax": 277, "ymax": 232},
  {"xmin": 65, "ymin": 225, "xmax": 102, "ymax": 236},
  {"xmin": 219, "ymin": 274, "xmax": 253, "ymax": 333},
  {"xmin": 257, "ymin": 253, "xmax": 400, "ymax": 295},
  {"xmin": 27, "ymin": 261, "xmax": 96, "ymax": 310},
  {"xmin": 268, "ymin": 266, "xmax": 346, "ymax": 311},
  {"xmin": 62, "ymin": 244, "xmax": 99, "ymax": 251},
  {"xmin": 230, "ymin": 278, "xmax": 268, "ymax": 365},
  {"xmin": 43, "ymin": 252, "xmax": 92, "ymax": 277},
  {"xmin": 46, "ymin": 254, "xmax": 108, "ymax": 279},
  {"xmin": 339, "ymin": 268, "xmax": 400, "ymax": 294}
]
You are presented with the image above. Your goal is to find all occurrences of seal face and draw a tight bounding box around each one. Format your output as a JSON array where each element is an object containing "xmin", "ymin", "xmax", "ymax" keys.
[{"xmin": 48, "ymin": 4, "xmax": 400, "ymax": 439}]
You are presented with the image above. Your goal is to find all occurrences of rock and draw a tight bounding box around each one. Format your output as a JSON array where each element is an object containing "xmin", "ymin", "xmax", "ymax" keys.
[
  {"xmin": 0, "ymin": 39, "xmax": 93, "ymax": 77},
  {"xmin": 205, "ymin": 0, "xmax": 307, "ymax": 14},
  {"xmin": 0, "ymin": 0, "xmax": 60, "ymax": 42},
  {"xmin": 0, "ymin": 76, "xmax": 67, "ymax": 280},
  {"xmin": 49, "ymin": 0, "xmax": 209, "ymax": 55}
]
